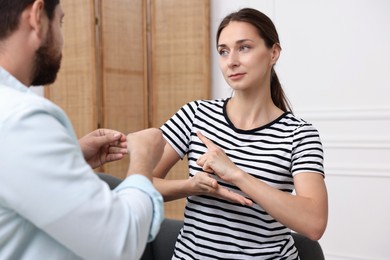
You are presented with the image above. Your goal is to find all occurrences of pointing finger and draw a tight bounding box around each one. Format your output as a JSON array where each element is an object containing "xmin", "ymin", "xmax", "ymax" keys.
[{"xmin": 197, "ymin": 131, "xmax": 218, "ymax": 149}]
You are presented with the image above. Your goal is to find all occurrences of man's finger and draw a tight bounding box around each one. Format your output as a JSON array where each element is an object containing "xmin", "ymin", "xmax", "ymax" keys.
[{"xmin": 108, "ymin": 146, "xmax": 128, "ymax": 154}]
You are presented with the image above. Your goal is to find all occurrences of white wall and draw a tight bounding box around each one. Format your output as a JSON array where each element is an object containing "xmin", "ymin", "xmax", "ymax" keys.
[{"xmin": 211, "ymin": 0, "xmax": 390, "ymax": 259}]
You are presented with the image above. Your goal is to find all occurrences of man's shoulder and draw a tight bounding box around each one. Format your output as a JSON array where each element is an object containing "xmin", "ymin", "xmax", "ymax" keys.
[{"xmin": 0, "ymin": 85, "xmax": 60, "ymax": 123}]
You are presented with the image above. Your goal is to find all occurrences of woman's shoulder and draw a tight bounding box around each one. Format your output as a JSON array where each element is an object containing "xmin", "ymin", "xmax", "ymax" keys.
[
  {"xmin": 182, "ymin": 98, "xmax": 228, "ymax": 110},
  {"xmin": 281, "ymin": 112, "xmax": 320, "ymax": 134},
  {"xmin": 282, "ymin": 112, "xmax": 310, "ymax": 125}
]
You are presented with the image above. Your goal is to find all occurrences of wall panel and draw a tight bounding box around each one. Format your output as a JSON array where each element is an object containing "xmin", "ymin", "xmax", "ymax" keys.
[
  {"xmin": 150, "ymin": 0, "xmax": 210, "ymax": 219},
  {"xmin": 99, "ymin": 0, "xmax": 147, "ymax": 178},
  {"xmin": 45, "ymin": 1, "xmax": 98, "ymax": 137}
]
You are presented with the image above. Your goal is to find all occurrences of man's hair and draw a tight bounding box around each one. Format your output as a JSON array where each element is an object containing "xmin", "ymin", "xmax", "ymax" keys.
[{"xmin": 0, "ymin": 0, "xmax": 60, "ymax": 40}]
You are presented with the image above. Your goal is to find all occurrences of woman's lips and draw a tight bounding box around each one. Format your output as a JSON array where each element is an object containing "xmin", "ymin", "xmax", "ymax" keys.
[{"xmin": 228, "ymin": 73, "xmax": 246, "ymax": 80}]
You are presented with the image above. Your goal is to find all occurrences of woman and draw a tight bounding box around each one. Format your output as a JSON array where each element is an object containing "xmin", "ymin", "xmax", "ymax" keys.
[{"xmin": 153, "ymin": 8, "xmax": 328, "ymax": 259}]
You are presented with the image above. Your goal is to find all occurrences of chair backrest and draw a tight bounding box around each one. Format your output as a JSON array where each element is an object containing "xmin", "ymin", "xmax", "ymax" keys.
[
  {"xmin": 97, "ymin": 173, "xmax": 122, "ymax": 189},
  {"xmin": 140, "ymin": 218, "xmax": 182, "ymax": 260},
  {"xmin": 141, "ymin": 219, "xmax": 325, "ymax": 260},
  {"xmin": 291, "ymin": 232, "xmax": 325, "ymax": 260}
]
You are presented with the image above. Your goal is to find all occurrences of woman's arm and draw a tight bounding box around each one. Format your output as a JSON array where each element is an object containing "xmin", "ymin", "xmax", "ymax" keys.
[
  {"xmin": 153, "ymin": 142, "xmax": 253, "ymax": 206},
  {"xmin": 233, "ymin": 170, "xmax": 328, "ymax": 241},
  {"xmin": 197, "ymin": 131, "xmax": 328, "ymax": 240}
]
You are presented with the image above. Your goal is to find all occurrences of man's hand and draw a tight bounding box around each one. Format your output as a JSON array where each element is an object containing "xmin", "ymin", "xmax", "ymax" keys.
[
  {"xmin": 126, "ymin": 128, "xmax": 166, "ymax": 180},
  {"xmin": 79, "ymin": 129, "xmax": 128, "ymax": 169}
]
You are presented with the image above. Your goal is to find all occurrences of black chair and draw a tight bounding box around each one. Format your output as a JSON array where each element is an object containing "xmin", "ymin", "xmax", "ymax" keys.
[
  {"xmin": 97, "ymin": 173, "xmax": 123, "ymax": 189},
  {"xmin": 292, "ymin": 231, "xmax": 325, "ymax": 260},
  {"xmin": 141, "ymin": 218, "xmax": 325, "ymax": 260}
]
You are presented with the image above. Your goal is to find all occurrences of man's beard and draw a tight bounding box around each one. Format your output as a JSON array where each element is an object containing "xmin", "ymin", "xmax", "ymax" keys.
[{"xmin": 30, "ymin": 30, "xmax": 62, "ymax": 87}]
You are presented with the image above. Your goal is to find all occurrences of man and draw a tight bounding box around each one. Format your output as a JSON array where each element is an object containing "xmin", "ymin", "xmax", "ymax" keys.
[{"xmin": 0, "ymin": 0, "xmax": 165, "ymax": 259}]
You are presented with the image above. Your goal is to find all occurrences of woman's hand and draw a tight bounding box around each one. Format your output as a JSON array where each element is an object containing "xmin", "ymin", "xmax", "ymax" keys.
[
  {"xmin": 189, "ymin": 172, "xmax": 253, "ymax": 206},
  {"xmin": 194, "ymin": 131, "xmax": 252, "ymax": 206},
  {"xmin": 196, "ymin": 131, "xmax": 241, "ymax": 183}
]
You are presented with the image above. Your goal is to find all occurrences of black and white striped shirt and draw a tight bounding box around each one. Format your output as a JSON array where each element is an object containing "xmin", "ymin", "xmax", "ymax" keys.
[{"xmin": 161, "ymin": 98, "xmax": 324, "ymax": 260}]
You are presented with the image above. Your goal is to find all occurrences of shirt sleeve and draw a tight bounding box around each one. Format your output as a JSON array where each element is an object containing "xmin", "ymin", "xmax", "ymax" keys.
[
  {"xmin": 291, "ymin": 122, "xmax": 325, "ymax": 177},
  {"xmin": 0, "ymin": 100, "xmax": 163, "ymax": 260},
  {"xmin": 160, "ymin": 100, "xmax": 199, "ymax": 158},
  {"xmin": 115, "ymin": 174, "xmax": 164, "ymax": 242}
]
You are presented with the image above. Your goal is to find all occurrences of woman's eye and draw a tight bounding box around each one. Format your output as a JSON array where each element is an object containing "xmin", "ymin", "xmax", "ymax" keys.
[
  {"xmin": 218, "ymin": 49, "xmax": 229, "ymax": 56},
  {"xmin": 239, "ymin": 45, "xmax": 250, "ymax": 52}
]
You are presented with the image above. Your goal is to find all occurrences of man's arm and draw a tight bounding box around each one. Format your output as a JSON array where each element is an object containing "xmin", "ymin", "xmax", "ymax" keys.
[{"xmin": 1, "ymin": 105, "xmax": 164, "ymax": 259}]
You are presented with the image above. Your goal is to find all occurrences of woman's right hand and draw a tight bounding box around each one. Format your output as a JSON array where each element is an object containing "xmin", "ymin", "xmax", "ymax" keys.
[{"xmin": 188, "ymin": 172, "xmax": 253, "ymax": 206}]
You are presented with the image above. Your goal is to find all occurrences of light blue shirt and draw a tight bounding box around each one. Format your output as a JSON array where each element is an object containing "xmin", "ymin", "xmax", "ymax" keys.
[{"xmin": 0, "ymin": 67, "xmax": 163, "ymax": 259}]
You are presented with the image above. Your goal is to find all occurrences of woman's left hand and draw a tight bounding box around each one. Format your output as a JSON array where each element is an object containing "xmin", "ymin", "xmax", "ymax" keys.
[{"xmin": 196, "ymin": 131, "xmax": 241, "ymax": 184}]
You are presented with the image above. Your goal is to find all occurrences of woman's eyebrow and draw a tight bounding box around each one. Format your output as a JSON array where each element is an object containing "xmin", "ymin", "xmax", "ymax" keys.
[{"xmin": 217, "ymin": 39, "xmax": 254, "ymax": 48}]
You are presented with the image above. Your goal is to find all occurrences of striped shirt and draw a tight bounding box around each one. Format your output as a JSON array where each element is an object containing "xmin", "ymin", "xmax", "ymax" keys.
[{"xmin": 160, "ymin": 98, "xmax": 324, "ymax": 260}]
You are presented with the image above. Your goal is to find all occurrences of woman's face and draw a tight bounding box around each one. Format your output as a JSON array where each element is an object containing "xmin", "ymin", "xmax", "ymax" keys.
[{"xmin": 217, "ymin": 21, "xmax": 278, "ymax": 92}]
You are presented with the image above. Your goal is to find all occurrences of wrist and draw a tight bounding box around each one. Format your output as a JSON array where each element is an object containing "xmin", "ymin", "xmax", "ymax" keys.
[
  {"xmin": 127, "ymin": 162, "xmax": 153, "ymax": 180},
  {"xmin": 184, "ymin": 178, "xmax": 194, "ymax": 197},
  {"xmin": 230, "ymin": 168, "xmax": 245, "ymax": 185}
]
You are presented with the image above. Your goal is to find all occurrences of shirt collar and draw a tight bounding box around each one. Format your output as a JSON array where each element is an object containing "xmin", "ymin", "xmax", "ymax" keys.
[{"xmin": 0, "ymin": 66, "xmax": 32, "ymax": 93}]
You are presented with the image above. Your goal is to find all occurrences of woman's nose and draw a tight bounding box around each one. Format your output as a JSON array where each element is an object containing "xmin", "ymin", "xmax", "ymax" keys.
[{"xmin": 227, "ymin": 51, "xmax": 240, "ymax": 68}]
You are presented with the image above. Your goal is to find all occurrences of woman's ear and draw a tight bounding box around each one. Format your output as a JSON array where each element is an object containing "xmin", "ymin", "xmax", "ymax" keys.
[
  {"xmin": 270, "ymin": 43, "xmax": 281, "ymax": 65},
  {"xmin": 28, "ymin": 0, "xmax": 48, "ymax": 40}
]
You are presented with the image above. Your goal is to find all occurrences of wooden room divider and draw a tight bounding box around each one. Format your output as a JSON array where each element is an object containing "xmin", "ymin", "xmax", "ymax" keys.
[{"xmin": 45, "ymin": 0, "xmax": 210, "ymax": 220}]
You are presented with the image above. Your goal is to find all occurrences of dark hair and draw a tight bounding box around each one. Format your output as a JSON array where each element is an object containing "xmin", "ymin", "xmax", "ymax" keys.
[
  {"xmin": 0, "ymin": 0, "xmax": 60, "ymax": 40},
  {"xmin": 216, "ymin": 8, "xmax": 292, "ymax": 112}
]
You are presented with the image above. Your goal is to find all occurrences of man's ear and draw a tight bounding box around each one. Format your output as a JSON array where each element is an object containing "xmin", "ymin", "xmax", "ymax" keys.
[
  {"xmin": 28, "ymin": 0, "xmax": 48, "ymax": 40},
  {"xmin": 270, "ymin": 43, "xmax": 281, "ymax": 65}
]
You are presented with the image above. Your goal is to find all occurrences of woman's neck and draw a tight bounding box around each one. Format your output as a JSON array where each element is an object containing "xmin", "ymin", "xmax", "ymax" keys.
[{"xmin": 226, "ymin": 92, "xmax": 283, "ymax": 130}]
